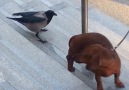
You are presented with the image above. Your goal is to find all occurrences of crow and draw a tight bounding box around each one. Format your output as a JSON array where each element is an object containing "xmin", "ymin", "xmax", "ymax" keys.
[{"xmin": 7, "ymin": 10, "xmax": 57, "ymax": 43}]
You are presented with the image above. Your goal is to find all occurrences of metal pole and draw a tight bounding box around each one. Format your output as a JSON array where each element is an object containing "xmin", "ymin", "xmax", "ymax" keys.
[{"xmin": 81, "ymin": 0, "xmax": 88, "ymax": 33}]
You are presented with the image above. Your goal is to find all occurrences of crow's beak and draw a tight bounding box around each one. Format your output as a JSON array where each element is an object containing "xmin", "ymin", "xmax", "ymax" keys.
[{"xmin": 54, "ymin": 12, "xmax": 57, "ymax": 16}]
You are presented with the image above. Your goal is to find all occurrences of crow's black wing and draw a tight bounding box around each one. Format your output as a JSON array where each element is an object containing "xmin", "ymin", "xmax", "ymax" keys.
[
  {"xmin": 24, "ymin": 16, "xmax": 46, "ymax": 23},
  {"xmin": 13, "ymin": 11, "xmax": 39, "ymax": 17}
]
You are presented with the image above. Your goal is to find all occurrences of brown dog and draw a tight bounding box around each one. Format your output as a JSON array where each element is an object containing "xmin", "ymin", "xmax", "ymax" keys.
[{"xmin": 66, "ymin": 33, "xmax": 124, "ymax": 90}]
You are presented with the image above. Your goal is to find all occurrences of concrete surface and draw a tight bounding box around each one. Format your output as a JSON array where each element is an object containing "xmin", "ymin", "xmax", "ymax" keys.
[
  {"xmin": 0, "ymin": 19, "xmax": 92, "ymax": 90},
  {"xmin": 0, "ymin": 0, "xmax": 129, "ymax": 90},
  {"xmin": 89, "ymin": 0, "xmax": 129, "ymax": 26}
]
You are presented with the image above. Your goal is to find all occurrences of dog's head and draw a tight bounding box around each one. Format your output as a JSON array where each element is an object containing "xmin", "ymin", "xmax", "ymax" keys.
[{"xmin": 74, "ymin": 44, "xmax": 117, "ymax": 76}]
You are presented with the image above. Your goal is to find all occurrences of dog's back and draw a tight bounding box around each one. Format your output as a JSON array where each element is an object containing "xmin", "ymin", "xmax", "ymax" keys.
[{"xmin": 68, "ymin": 33, "xmax": 113, "ymax": 56}]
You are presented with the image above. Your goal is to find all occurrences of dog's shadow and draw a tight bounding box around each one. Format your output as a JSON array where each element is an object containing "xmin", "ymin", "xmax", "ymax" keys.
[{"xmin": 81, "ymin": 65, "xmax": 95, "ymax": 80}]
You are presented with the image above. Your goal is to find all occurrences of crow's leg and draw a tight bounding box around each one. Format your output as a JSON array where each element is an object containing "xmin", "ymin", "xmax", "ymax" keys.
[{"xmin": 36, "ymin": 32, "xmax": 47, "ymax": 44}]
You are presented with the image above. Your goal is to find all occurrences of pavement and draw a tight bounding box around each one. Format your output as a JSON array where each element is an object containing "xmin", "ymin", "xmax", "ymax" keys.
[
  {"xmin": 90, "ymin": 0, "xmax": 129, "ymax": 26},
  {"xmin": 0, "ymin": 0, "xmax": 129, "ymax": 90}
]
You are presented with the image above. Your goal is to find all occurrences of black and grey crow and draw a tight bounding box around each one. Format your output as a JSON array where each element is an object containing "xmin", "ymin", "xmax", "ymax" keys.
[{"xmin": 7, "ymin": 10, "xmax": 57, "ymax": 43}]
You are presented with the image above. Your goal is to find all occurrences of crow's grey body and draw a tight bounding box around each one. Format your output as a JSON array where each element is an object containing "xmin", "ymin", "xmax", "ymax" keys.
[
  {"xmin": 7, "ymin": 10, "xmax": 57, "ymax": 43},
  {"xmin": 7, "ymin": 10, "xmax": 57, "ymax": 33},
  {"xmin": 21, "ymin": 11, "xmax": 48, "ymax": 32}
]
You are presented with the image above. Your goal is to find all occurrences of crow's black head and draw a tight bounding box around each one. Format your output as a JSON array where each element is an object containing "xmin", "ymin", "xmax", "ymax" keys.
[
  {"xmin": 45, "ymin": 10, "xmax": 57, "ymax": 16},
  {"xmin": 45, "ymin": 10, "xmax": 57, "ymax": 24}
]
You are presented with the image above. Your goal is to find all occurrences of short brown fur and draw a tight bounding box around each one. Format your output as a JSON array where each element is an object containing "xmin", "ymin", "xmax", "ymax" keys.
[{"xmin": 66, "ymin": 33, "xmax": 124, "ymax": 90}]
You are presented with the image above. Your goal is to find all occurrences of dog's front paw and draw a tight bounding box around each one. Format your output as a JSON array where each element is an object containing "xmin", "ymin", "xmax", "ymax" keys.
[
  {"xmin": 115, "ymin": 81, "xmax": 125, "ymax": 88},
  {"xmin": 68, "ymin": 67, "xmax": 75, "ymax": 72},
  {"xmin": 97, "ymin": 88, "xmax": 103, "ymax": 90}
]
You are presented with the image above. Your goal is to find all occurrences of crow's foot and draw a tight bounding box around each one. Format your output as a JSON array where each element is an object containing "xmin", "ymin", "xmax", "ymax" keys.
[
  {"xmin": 41, "ymin": 29, "xmax": 48, "ymax": 32},
  {"xmin": 36, "ymin": 33, "xmax": 47, "ymax": 44}
]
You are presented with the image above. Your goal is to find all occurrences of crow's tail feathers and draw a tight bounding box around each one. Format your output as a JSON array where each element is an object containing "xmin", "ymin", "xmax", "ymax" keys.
[
  {"xmin": 13, "ymin": 13, "xmax": 23, "ymax": 16},
  {"xmin": 7, "ymin": 17, "xmax": 26, "ymax": 23},
  {"xmin": 7, "ymin": 17, "xmax": 18, "ymax": 20}
]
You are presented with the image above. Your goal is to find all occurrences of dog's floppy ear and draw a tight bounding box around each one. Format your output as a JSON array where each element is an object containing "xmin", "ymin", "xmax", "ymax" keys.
[
  {"xmin": 89, "ymin": 53, "xmax": 101, "ymax": 65},
  {"xmin": 95, "ymin": 53, "xmax": 102, "ymax": 66},
  {"xmin": 86, "ymin": 53, "xmax": 101, "ymax": 70},
  {"xmin": 98, "ymin": 58, "xmax": 102, "ymax": 66},
  {"xmin": 92, "ymin": 51, "xmax": 106, "ymax": 67}
]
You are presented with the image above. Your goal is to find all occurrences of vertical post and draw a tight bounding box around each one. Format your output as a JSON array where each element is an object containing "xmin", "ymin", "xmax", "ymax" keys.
[{"xmin": 81, "ymin": 0, "xmax": 88, "ymax": 33}]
